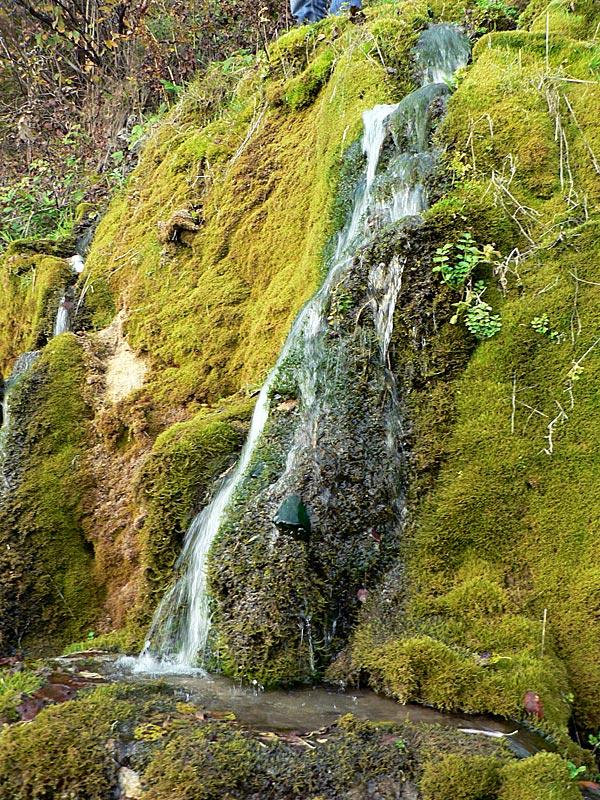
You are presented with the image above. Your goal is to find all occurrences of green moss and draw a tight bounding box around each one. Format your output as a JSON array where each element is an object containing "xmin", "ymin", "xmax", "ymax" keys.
[
  {"xmin": 350, "ymin": 14, "xmax": 600, "ymax": 731},
  {"xmin": 5, "ymin": 236, "xmax": 76, "ymax": 258},
  {"xmin": 0, "ymin": 669, "xmax": 42, "ymax": 722},
  {"xmin": 83, "ymin": 7, "xmax": 418, "ymax": 422},
  {"xmin": 0, "ymin": 685, "xmax": 136, "ymax": 800},
  {"xmin": 520, "ymin": 0, "xmax": 600, "ymax": 39},
  {"xmin": 0, "ymin": 334, "xmax": 100, "ymax": 650},
  {"xmin": 498, "ymin": 752, "xmax": 581, "ymax": 799},
  {"xmin": 143, "ymin": 713, "xmax": 413, "ymax": 800},
  {"xmin": 353, "ymin": 632, "xmax": 570, "ymax": 725},
  {"xmin": 420, "ymin": 753, "xmax": 505, "ymax": 800},
  {"xmin": 143, "ymin": 724, "xmax": 260, "ymax": 799},
  {"xmin": 420, "ymin": 751, "xmax": 581, "ymax": 800},
  {"xmin": 283, "ymin": 48, "xmax": 336, "ymax": 111},
  {"xmin": 0, "ymin": 251, "xmax": 73, "ymax": 374},
  {"xmin": 62, "ymin": 626, "xmax": 144, "ymax": 655},
  {"xmin": 136, "ymin": 399, "xmax": 253, "ymax": 613}
]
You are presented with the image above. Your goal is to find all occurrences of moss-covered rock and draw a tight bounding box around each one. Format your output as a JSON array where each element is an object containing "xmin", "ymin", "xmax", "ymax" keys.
[
  {"xmin": 136, "ymin": 400, "xmax": 253, "ymax": 613},
  {"xmin": 0, "ymin": 685, "xmax": 136, "ymax": 800},
  {"xmin": 0, "ymin": 250, "xmax": 73, "ymax": 374},
  {"xmin": 420, "ymin": 753, "xmax": 505, "ymax": 800},
  {"xmin": 0, "ymin": 334, "xmax": 99, "ymax": 651},
  {"xmin": 498, "ymin": 752, "xmax": 581, "ymax": 800},
  {"xmin": 350, "ymin": 8, "xmax": 600, "ymax": 732}
]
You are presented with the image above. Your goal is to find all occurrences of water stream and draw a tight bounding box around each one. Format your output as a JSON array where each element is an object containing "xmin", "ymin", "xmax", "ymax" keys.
[
  {"xmin": 0, "ymin": 251, "xmax": 84, "ymax": 483},
  {"xmin": 137, "ymin": 23, "xmax": 471, "ymax": 673}
]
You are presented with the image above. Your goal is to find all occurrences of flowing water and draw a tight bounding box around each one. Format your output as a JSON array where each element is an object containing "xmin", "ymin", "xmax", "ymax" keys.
[
  {"xmin": 0, "ymin": 351, "xmax": 40, "ymax": 491},
  {"xmin": 137, "ymin": 24, "xmax": 470, "ymax": 673},
  {"xmin": 53, "ymin": 298, "xmax": 71, "ymax": 337}
]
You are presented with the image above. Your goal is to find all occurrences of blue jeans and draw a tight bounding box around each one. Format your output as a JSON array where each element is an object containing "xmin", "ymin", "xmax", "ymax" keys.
[{"xmin": 291, "ymin": 0, "xmax": 361, "ymax": 24}]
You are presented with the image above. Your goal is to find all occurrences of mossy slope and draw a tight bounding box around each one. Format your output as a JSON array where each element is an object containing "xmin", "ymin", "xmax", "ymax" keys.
[
  {"xmin": 0, "ymin": 334, "xmax": 99, "ymax": 650},
  {"xmin": 351, "ymin": 3, "xmax": 600, "ymax": 733},
  {"xmin": 82, "ymin": 5, "xmax": 421, "ymax": 419}
]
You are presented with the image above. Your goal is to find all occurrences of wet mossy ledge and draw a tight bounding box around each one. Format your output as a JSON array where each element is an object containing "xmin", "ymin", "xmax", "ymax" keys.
[
  {"xmin": 0, "ymin": 675, "xmax": 587, "ymax": 800},
  {"xmin": 0, "ymin": 247, "xmax": 74, "ymax": 375}
]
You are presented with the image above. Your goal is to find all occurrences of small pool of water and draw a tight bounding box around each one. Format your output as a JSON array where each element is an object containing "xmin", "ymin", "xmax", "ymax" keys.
[{"xmin": 55, "ymin": 651, "xmax": 551, "ymax": 761}]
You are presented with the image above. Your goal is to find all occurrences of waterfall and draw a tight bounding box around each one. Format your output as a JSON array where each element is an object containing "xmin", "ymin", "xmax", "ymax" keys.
[
  {"xmin": 53, "ymin": 255, "xmax": 85, "ymax": 337},
  {"xmin": 0, "ymin": 352, "xmax": 40, "ymax": 491},
  {"xmin": 136, "ymin": 24, "xmax": 470, "ymax": 674},
  {"xmin": 53, "ymin": 298, "xmax": 71, "ymax": 337}
]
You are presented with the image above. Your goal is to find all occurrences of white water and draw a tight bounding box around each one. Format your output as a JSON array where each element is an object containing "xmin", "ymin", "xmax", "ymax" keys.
[
  {"xmin": 69, "ymin": 254, "xmax": 85, "ymax": 274},
  {"xmin": 0, "ymin": 352, "xmax": 40, "ymax": 491},
  {"xmin": 53, "ymin": 254, "xmax": 85, "ymax": 337},
  {"xmin": 137, "ymin": 24, "xmax": 470, "ymax": 674},
  {"xmin": 53, "ymin": 298, "xmax": 70, "ymax": 337}
]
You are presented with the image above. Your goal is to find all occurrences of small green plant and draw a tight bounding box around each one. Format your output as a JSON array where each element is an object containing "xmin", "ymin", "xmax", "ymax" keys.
[
  {"xmin": 469, "ymin": 0, "xmax": 519, "ymax": 33},
  {"xmin": 451, "ymin": 281, "xmax": 502, "ymax": 339},
  {"xmin": 531, "ymin": 314, "xmax": 565, "ymax": 344},
  {"xmin": 567, "ymin": 761, "xmax": 586, "ymax": 780},
  {"xmin": 0, "ymin": 156, "xmax": 85, "ymax": 247},
  {"xmin": 327, "ymin": 286, "xmax": 354, "ymax": 325},
  {"xmin": 160, "ymin": 79, "xmax": 184, "ymax": 103},
  {"xmin": 465, "ymin": 300, "xmax": 503, "ymax": 339},
  {"xmin": 433, "ymin": 233, "xmax": 498, "ymax": 289},
  {"xmin": 588, "ymin": 731, "xmax": 600, "ymax": 753}
]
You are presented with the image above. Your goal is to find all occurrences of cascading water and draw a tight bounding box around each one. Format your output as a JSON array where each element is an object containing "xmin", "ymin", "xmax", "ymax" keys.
[
  {"xmin": 53, "ymin": 297, "xmax": 71, "ymax": 337},
  {"xmin": 0, "ymin": 352, "xmax": 40, "ymax": 492},
  {"xmin": 137, "ymin": 24, "xmax": 470, "ymax": 674},
  {"xmin": 0, "ymin": 254, "xmax": 83, "ymax": 485}
]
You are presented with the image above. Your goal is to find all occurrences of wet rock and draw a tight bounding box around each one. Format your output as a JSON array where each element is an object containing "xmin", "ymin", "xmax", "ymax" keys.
[
  {"xmin": 276, "ymin": 398, "xmax": 298, "ymax": 413},
  {"xmin": 273, "ymin": 494, "xmax": 311, "ymax": 540},
  {"xmin": 118, "ymin": 766, "xmax": 142, "ymax": 799}
]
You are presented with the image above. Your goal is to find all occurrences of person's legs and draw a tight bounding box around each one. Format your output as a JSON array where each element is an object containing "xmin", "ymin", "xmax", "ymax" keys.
[
  {"xmin": 290, "ymin": 0, "xmax": 329, "ymax": 23},
  {"xmin": 328, "ymin": 0, "xmax": 361, "ymax": 14}
]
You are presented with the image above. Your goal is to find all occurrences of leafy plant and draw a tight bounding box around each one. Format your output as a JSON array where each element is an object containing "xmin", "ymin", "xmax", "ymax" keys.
[
  {"xmin": 451, "ymin": 281, "xmax": 502, "ymax": 339},
  {"xmin": 468, "ymin": 0, "xmax": 519, "ymax": 33},
  {"xmin": 160, "ymin": 79, "xmax": 184, "ymax": 104},
  {"xmin": 465, "ymin": 300, "xmax": 503, "ymax": 339},
  {"xmin": 588, "ymin": 731, "xmax": 600, "ymax": 753},
  {"xmin": 327, "ymin": 286, "xmax": 354, "ymax": 325},
  {"xmin": 433, "ymin": 232, "xmax": 495, "ymax": 289},
  {"xmin": 567, "ymin": 761, "xmax": 586, "ymax": 780},
  {"xmin": 531, "ymin": 314, "xmax": 565, "ymax": 344},
  {"xmin": 0, "ymin": 158, "xmax": 85, "ymax": 247}
]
